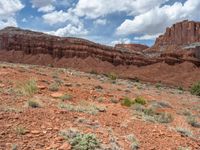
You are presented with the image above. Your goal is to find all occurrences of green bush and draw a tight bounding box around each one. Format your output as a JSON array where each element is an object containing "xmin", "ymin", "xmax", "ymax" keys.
[
  {"xmin": 121, "ymin": 97, "xmax": 134, "ymax": 107},
  {"xmin": 59, "ymin": 94, "xmax": 73, "ymax": 101},
  {"xmin": 155, "ymin": 83, "xmax": 162, "ymax": 89},
  {"xmin": 90, "ymin": 70, "xmax": 98, "ymax": 75},
  {"xmin": 176, "ymin": 127, "xmax": 193, "ymax": 138},
  {"xmin": 70, "ymin": 133, "xmax": 100, "ymax": 150},
  {"xmin": 28, "ymin": 100, "xmax": 40, "ymax": 108},
  {"xmin": 155, "ymin": 112, "xmax": 173, "ymax": 123},
  {"xmin": 49, "ymin": 82, "xmax": 59, "ymax": 91},
  {"xmin": 134, "ymin": 97, "xmax": 146, "ymax": 105},
  {"xmin": 15, "ymin": 126, "xmax": 27, "ymax": 135},
  {"xmin": 106, "ymin": 72, "xmax": 117, "ymax": 80},
  {"xmin": 133, "ymin": 105, "xmax": 173, "ymax": 124},
  {"xmin": 187, "ymin": 116, "xmax": 200, "ymax": 128},
  {"xmin": 190, "ymin": 81, "xmax": 200, "ymax": 96},
  {"xmin": 16, "ymin": 79, "xmax": 38, "ymax": 96}
]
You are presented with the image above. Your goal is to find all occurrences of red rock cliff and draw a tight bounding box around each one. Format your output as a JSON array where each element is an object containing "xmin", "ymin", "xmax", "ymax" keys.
[
  {"xmin": 115, "ymin": 44, "xmax": 148, "ymax": 52},
  {"xmin": 0, "ymin": 27, "xmax": 154, "ymax": 66},
  {"xmin": 153, "ymin": 20, "xmax": 200, "ymax": 49},
  {"xmin": 0, "ymin": 26, "xmax": 199, "ymax": 68}
]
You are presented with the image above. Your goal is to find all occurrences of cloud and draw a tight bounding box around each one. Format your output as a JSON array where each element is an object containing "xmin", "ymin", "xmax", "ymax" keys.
[
  {"xmin": 21, "ymin": 18, "xmax": 27, "ymax": 23},
  {"xmin": 0, "ymin": 0, "xmax": 24, "ymax": 29},
  {"xmin": 94, "ymin": 19, "xmax": 107, "ymax": 26},
  {"xmin": 42, "ymin": 10, "xmax": 79, "ymax": 25},
  {"xmin": 116, "ymin": 0, "xmax": 200, "ymax": 36},
  {"xmin": 38, "ymin": 5, "xmax": 55, "ymax": 13},
  {"xmin": 31, "ymin": 0, "xmax": 71, "ymax": 12},
  {"xmin": 0, "ymin": 0, "xmax": 24, "ymax": 17},
  {"xmin": 0, "ymin": 17, "xmax": 18, "ymax": 29},
  {"xmin": 134, "ymin": 33, "xmax": 162, "ymax": 40},
  {"xmin": 111, "ymin": 38, "xmax": 131, "ymax": 45},
  {"xmin": 73, "ymin": 0, "xmax": 168, "ymax": 19},
  {"xmin": 31, "ymin": 0, "xmax": 54, "ymax": 8},
  {"xmin": 47, "ymin": 23, "xmax": 88, "ymax": 37}
]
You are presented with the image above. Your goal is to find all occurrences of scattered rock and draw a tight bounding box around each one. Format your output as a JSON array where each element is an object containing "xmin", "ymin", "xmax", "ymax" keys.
[
  {"xmin": 64, "ymin": 83, "xmax": 73, "ymax": 87},
  {"xmin": 31, "ymin": 130, "xmax": 40, "ymax": 134},
  {"xmin": 58, "ymin": 142, "xmax": 71, "ymax": 150},
  {"xmin": 37, "ymin": 85, "xmax": 46, "ymax": 90},
  {"xmin": 0, "ymin": 84, "xmax": 5, "ymax": 88},
  {"xmin": 51, "ymin": 92, "xmax": 63, "ymax": 98}
]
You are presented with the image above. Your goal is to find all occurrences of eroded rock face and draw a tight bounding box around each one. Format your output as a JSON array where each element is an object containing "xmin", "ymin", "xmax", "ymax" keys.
[
  {"xmin": 0, "ymin": 25, "xmax": 199, "ymax": 68},
  {"xmin": 152, "ymin": 20, "xmax": 200, "ymax": 50},
  {"xmin": 145, "ymin": 20, "xmax": 200, "ymax": 65},
  {"xmin": 115, "ymin": 44, "xmax": 149, "ymax": 52},
  {"xmin": 0, "ymin": 27, "xmax": 154, "ymax": 66}
]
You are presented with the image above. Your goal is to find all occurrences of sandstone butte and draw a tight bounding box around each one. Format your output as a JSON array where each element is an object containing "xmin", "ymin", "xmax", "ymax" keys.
[{"xmin": 0, "ymin": 20, "xmax": 200, "ymax": 88}]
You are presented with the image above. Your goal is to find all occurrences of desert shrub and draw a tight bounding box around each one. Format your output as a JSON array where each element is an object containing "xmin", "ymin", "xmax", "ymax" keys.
[
  {"xmin": 28, "ymin": 100, "xmax": 40, "ymax": 108},
  {"xmin": 155, "ymin": 83, "xmax": 162, "ymax": 89},
  {"xmin": 70, "ymin": 133, "xmax": 100, "ymax": 150},
  {"xmin": 110, "ymin": 98, "xmax": 118, "ymax": 104},
  {"xmin": 176, "ymin": 127, "xmax": 193, "ymax": 137},
  {"xmin": 150, "ymin": 101, "xmax": 172, "ymax": 109},
  {"xmin": 47, "ymin": 64, "xmax": 53, "ymax": 67},
  {"xmin": 106, "ymin": 72, "xmax": 117, "ymax": 80},
  {"xmin": 134, "ymin": 97, "xmax": 146, "ymax": 105},
  {"xmin": 95, "ymin": 85, "xmax": 103, "ymax": 90},
  {"xmin": 16, "ymin": 79, "xmax": 38, "ymax": 96},
  {"xmin": 59, "ymin": 102, "xmax": 106, "ymax": 115},
  {"xmin": 127, "ymin": 134, "xmax": 139, "ymax": 150},
  {"xmin": 131, "ymin": 77, "xmax": 140, "ymax": 83},
  {"xmin": 15, "ymin": 126, "xmax": 27, "ymax": 135},
  {"xmin": 121, "ymin": 97, "xmax": 134, "ymax": 107},
  {"xmin": 60, "ymin": 129, "xmax": 100, "ymax": 150},
  {"xmin": 133, "ymin": 105, "xmax": 173, "ymax": 123},
  {"xmin": 59, "ymin": 94, "xmax": 73, "ymax": 101},
  {"xmin": 178, "ymin": 86, "xmax": 184, "ymax": 91},
  {"xmin": 187, "ymin": 115, "xmax": 200, "ymax": 128},
  {"xmin": 143, "ymin": 108, "xmax": 156, "ymax": 116},
  {"xmin": 49, "ymin": 82, "xmax": 59, "ymax": 91},
  {"xmin": 90, "ymin": 70, "xmax": 98, "ymax": 75},
  {"xmin": 178, "ymin": 146, "xmax": 191, "ymax": 150},
  {"xmin": 0, "ymin": 106, "xmax": 22, "ymax": 113},
  {"xmin": 11, "ymin": 144, "xmax": 18, "ymax": 150},
  {"xmin": 190, "ymin": 81, "xmax": 200, "ymax": 96},
  {"xmin": 154, "ymin": 112, "xmax": 173, "ymax": 123}
]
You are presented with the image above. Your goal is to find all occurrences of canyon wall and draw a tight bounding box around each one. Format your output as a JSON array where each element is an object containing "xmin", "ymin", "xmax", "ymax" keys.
[
  {"xmin": 0, "ymin": 27, "xmax": 154, "ymax": 66},
  {"xmin": 0, "ymin": 21, "xmax": 200, "ymax": 70},
  {"xmin": 115, "ymin": 44, "xmax": 148, "ymax": 52},
  {"xmin": 151, "ymin": 20, "xmax": 200, "ymax": 51}
]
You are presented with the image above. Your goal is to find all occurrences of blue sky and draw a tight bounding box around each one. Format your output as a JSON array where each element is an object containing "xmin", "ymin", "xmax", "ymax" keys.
[{"xmin": 0, "ymin": 0, "xmax": 200, "ymax": 46}]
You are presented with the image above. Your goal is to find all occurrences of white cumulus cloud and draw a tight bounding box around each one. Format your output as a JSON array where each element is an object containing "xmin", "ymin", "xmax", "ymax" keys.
[
  {"xmin": 42, "ymin": 10, "xmax": 79, "ymax": 25},
  {"xmin": 94, "ymin": 19, "xmax": 107, "ymax": 26},
  {"xmin": 134, "ymin": 33, "xmax": 162, "ymax": 40},
  {"xmin": 73, "ymin": 0, "xmax": 168, "ymax": 19},
  {"xmin": 111, "ymin": 38, "xmax": 131, "ymax": 45},
  {"xmin": 116, "ymin": 0, "xmax": 200, "ymax": 37},
  {"xmin": 38, "ymin": 5, "xmax": 55, "ymax": 13},
  {"xmin": 0, "ymin": 0, "xmax": 24, "ymax": 29},
  {"xmin": 47, "ymin": 23, "xmax": 88, "ymax": 37}
]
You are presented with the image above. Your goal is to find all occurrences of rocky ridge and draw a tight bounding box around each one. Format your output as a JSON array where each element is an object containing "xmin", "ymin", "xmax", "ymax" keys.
[
  {"xmin": 0, "ymin": 27, "xmax": 152, "ymax": 66},
  {"xmin": 114, "ymin": 44, "xmax": 149, "ymax": 52},
  {"xmin": 0, "ymin": 23, "xmax": 200, "ymax": 68}
]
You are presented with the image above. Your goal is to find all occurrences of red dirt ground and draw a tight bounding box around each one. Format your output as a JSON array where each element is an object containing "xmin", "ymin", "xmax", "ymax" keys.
[
  {"xmin": 0, "ymin": 50, "xmax": 200, "ymax": 89},
  {"xmin": 0, "ymin": 62, "xmax": 200, "ymax": 150}
]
